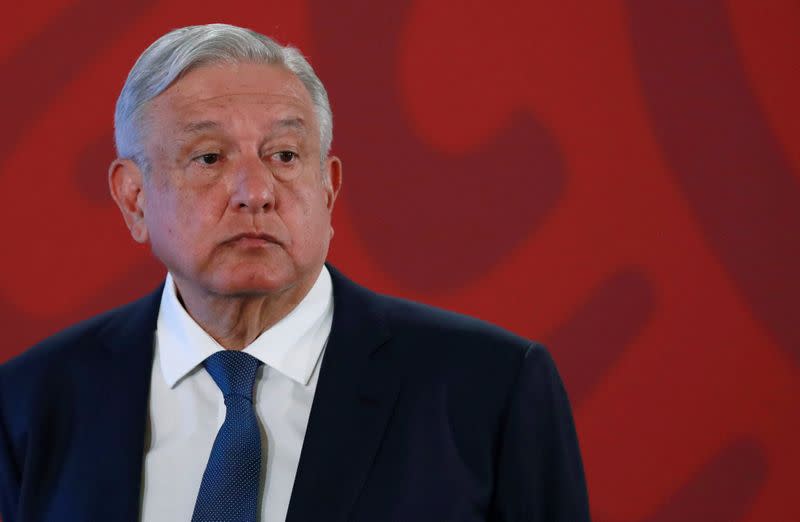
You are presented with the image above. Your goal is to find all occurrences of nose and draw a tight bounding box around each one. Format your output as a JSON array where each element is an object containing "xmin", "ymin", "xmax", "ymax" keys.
[{"xmin": 230, "ymin": 156, "xmax": 275, "ymax": 212}]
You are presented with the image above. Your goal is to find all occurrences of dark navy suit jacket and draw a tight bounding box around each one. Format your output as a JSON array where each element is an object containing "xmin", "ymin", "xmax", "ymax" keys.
[{"xmin": 0, "ymin": 266, "xmax": 590, "ymax": 521}]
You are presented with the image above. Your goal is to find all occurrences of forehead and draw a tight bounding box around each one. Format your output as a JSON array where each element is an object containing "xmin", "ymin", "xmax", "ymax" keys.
[{"xmin": 146, "ymin": 62, "xmax": 315, "ymax": 131}]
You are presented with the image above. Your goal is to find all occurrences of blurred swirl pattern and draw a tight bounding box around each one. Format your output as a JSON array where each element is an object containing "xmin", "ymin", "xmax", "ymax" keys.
[{"xmin": 1, "ymin": 1, "xmax": 797, "ymax": 519}]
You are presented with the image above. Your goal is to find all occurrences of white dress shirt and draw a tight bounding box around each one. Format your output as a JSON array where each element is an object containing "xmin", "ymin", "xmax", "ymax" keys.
[{"xmin": 139, "ymin": 267, "xmax": 333, "ymax": 522}]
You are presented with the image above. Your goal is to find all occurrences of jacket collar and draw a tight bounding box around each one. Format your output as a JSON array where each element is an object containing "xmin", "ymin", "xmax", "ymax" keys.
[
  {"xmin": 93, "ymin": 264, "xmax": 400, "ymax": 522},
  {"xmin": 91, "ymin": 284, "xmax": 163, "ymax": 521},
  {"xmin": 286, "ymin": 264, "xmax": 401, "ymax": 522}
]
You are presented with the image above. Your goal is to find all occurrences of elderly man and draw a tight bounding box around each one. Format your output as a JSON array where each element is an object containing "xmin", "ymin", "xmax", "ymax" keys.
[{"xmin": 0, "ymin": 24, "xmax": 589, "ymax": 522}]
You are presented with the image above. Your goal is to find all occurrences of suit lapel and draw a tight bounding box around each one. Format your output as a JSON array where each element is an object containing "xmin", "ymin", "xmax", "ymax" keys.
[
  {"xmin": 79, "ymin": 286, "xmax": 162, "ymax": 520},
  {"xmin": 61, "ymin": 269, "xmax": 398, "ymax": 520},
  {"xmin": 286, "ymin": 266, "xmax": 401, "ymax": 522}
]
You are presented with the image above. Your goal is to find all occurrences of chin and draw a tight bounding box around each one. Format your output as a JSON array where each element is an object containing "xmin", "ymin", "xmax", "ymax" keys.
[{"xmin": 209, "ymin": 265, "xmax": 301, "ymax": 297}]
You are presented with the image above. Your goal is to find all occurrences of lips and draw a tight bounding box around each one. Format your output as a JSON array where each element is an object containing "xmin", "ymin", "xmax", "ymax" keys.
[{"xmin": 226, "ymin": 232, "xmax": 281, "ymax": 246}]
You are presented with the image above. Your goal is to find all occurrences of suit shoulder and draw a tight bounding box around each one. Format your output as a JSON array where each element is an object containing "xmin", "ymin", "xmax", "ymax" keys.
[
  {"xmin": 0, "ymin": 288, "xmax": 161, "ymax": 381},
  {"xmin": 374, "ymin": 290, "xmax": 531, "ymax": 345},
  {"xmin": 370, "ymin": 290, "xmax": 535, "ymax": 364}
]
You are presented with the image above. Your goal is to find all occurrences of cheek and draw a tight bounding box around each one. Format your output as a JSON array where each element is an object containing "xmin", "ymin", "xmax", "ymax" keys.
[
  {"xmin": 302, "ymin": 194, "xmax": 334, "ymax": 254},
  {"xmin": 144, "ymin": 196, "xmax": 182, "ymax": 258},
  {"xmin": 280, "ymin": 185, "xmax": 330, "ymax": 241},
  {"xmin": 147, "ymin": 184, "xmax": 220, "ymax": 245},
  {"xmin": 297, "ymin": 185, "xmax": 330, "ymax": 226}
]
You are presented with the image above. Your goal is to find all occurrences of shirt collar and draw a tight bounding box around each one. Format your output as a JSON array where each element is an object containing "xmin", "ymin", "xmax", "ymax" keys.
[{"xmin": 156, "ymin": 266, "xmax": 333, "ymax": 388}]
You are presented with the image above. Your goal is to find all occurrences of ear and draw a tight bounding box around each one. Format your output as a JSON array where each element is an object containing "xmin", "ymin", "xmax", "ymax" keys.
[
  {"xmin": 323, "ymin": 155, "xmax": 343, "ymax": 212},
  {"xmin": 322, "ymin": 156, "xmax": 342, "ymax": 239},
  {"xmin": 109, "ymin": 158, "xmax": 149, "ymax": 244}
]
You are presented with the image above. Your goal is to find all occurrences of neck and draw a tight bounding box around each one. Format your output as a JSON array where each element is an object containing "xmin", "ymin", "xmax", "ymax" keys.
[{"xmin": 172, "ymin": 271, "xmax": 320, "ymax": 350}]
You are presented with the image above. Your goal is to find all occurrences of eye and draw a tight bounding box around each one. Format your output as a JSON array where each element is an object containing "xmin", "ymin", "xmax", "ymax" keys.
[
  {"xmin": 195, "ymin": 153, "xmax": 221, "ymax": 165},
  {"xmin": 273, "ymin": 151, "xmax": 298, "ymax": 163}
]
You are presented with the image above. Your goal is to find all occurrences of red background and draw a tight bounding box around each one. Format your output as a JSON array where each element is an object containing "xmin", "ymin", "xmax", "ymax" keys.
[{"xmin": 1, "ymin": 1, "xmax": 798, "ymax": 520}]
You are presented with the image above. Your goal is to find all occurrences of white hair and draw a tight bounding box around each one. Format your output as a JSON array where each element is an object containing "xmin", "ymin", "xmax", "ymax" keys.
[{"xmin": 114, "ymin": 23, "xmax": 333, "ymax": 170}]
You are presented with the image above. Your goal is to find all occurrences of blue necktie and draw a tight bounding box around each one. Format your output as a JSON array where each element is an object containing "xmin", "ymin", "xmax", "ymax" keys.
[{"xmin": 192, "ymin": 351, "xmax": 263, "ymax": 522}]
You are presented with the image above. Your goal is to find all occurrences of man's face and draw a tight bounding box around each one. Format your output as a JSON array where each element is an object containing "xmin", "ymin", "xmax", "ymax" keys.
[{"xmin": 117, "ymin": 62, "xmax": 341, "ymax": 299}]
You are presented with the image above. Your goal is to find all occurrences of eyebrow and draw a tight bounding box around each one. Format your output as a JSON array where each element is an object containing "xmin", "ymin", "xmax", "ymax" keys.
[
  {"xmin": 271, "ymin": 117, "xmax": 307, "ymax": 135},
  {"xmin": 182, "ymin": 120, "xmax": 222, "ymax": 134},
  {"xmin": 180, "ymin": 117, "xmax": 307, "ymax": 136}
]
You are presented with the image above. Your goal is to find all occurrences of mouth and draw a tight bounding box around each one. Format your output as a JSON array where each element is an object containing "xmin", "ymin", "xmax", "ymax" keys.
[{"xmin": 226, "ymin": 232, "xmax": 282, "ymax": 247}]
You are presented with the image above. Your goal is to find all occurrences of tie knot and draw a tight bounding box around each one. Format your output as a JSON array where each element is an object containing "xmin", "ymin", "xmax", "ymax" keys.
[{"xmin": 203, "ymin": 351, "xmax": 262, "ymax": 400}]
